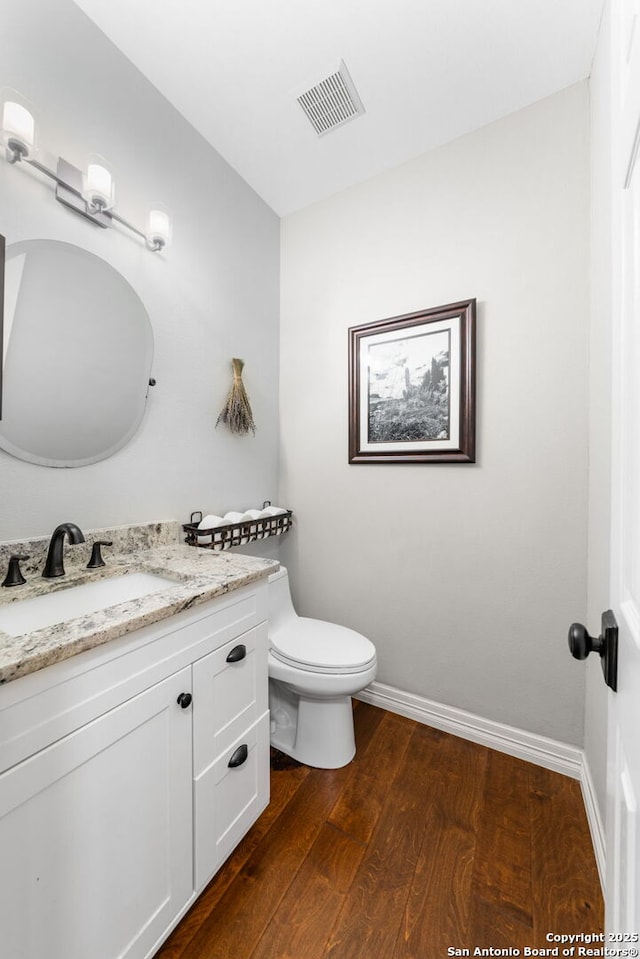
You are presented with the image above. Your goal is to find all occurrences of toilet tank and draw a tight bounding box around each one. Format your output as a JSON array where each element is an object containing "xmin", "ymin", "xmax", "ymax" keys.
[{"xmin": 268, "ymin": 566, "xmax": 297, "ymax": 633}]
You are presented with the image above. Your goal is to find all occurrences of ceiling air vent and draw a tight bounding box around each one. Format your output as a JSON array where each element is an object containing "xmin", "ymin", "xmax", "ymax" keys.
[{"xmin": 297, "ymin": 61, "xmax": 365, "ymax": 136}]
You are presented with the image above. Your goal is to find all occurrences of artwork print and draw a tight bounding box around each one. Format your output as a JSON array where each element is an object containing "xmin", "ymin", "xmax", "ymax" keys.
[
  {"xmin": 348, "ymin": 300, "xmax": 476, "ymax": 464},
  {"xmin": 367, "ymin": 328, "xmax": 451, "ymax": 444}
]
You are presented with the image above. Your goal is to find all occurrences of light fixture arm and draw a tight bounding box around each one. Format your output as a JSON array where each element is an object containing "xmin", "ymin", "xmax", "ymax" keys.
[{"xmin": 4, "ymin": 141, "xmax": 169, "ymax": 251}]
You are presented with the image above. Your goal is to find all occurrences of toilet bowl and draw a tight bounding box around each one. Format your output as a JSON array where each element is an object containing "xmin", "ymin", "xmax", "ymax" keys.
[{"xmin": 268, "ymin": 566, "xmax": 377, "ymax": 769}]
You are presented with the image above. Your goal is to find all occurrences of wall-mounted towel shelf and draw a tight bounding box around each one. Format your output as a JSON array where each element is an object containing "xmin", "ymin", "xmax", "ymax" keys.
[{"xmin": 183, "ymin": 508, "xmax": 292, "ymax": 551}]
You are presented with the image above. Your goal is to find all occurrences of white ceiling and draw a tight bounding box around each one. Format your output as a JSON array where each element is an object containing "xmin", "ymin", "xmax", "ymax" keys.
[{"xmin": 72, "ymin": 0, "xmax": 604, "ymax": 217}]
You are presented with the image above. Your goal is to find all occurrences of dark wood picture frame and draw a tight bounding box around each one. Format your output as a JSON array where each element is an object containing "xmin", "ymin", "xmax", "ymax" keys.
[{"xmin": 348, "ymin": 298, "xmax": 476, "ymax": 464}]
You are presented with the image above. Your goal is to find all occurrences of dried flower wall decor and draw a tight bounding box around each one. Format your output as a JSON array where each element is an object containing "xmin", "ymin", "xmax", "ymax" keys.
[{"xmin": 216, "ymin": 357, "xmax": 256, "ymax": 435}]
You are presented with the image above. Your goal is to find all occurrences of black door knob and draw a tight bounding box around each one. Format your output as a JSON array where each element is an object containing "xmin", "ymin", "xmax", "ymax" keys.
[
  {"xmin": 567, "ymin": 611, "xmax": 618, "ymax": 691},
  {"xmin": 177, "ymin": 692, "xmax": 192, "ymax": 709},
  {"xmin": 568, "ymin": 623, "xmax": 604, "ymax": 660}
]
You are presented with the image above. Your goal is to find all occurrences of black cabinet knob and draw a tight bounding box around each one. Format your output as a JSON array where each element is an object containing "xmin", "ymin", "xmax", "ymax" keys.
[
  {"xmin": 226, "ymin": 644, "xmax": 247, "ymax": 663},
  {"xmin": 177, "ymin": 692, "xmax": 192, "ymax": 709},
  {"xmin": 228, "ymin": 744, "xmax": 249, "ymax": 768}
]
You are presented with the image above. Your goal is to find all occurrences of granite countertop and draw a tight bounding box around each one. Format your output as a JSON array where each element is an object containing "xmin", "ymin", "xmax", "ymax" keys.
[{"xmin": 0, "ymin": 542, "xmax": 279, "ymax": 686}]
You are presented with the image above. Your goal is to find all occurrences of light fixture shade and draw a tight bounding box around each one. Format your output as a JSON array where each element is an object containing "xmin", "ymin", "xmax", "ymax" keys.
[
  {"xmin": 83, "ymin": 154, "xmax": 115, "ymax": 211},
  {"xmin": 1, "ymin": 92, "xmax": 36, "ymax": 159},
  {"xmin": 146, "ymin": 205, "xmax": 172, "ymax": 250}
]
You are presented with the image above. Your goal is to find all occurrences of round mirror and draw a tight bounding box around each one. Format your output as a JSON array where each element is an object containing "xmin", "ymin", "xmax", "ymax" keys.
[{"xmin": 1, "ymin": 240, "xmax": 154, "ymax": 467}]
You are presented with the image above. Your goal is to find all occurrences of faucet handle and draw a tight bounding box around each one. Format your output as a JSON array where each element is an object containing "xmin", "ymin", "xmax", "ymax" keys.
[
  {"xmin": 2, "ymin": 554, "xmax": 30, "ymax": 587},
  {"xmin": 87, "ymin": 541, "xmax": 113, "ymax": 569}
]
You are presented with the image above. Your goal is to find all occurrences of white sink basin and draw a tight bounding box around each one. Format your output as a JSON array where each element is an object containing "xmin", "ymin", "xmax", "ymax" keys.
[{"xmin": 0, "ymin": 572, "xmax": 178, "ymax": 637}]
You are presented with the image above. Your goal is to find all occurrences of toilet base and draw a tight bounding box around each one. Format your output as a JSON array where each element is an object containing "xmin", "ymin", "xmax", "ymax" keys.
[{"xmin": 269, "ymin": 680, "xmax": 356, "ymax": 769}]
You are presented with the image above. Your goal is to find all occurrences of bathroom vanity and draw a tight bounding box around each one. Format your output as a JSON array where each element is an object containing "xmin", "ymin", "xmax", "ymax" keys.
[{"xmin": 0, "ymin": 527, "xmax": 276, "ymax": 959}]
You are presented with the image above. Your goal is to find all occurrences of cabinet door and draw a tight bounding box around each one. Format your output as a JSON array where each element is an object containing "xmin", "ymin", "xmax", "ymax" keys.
[{"xmin": 0, "ymin": 667, "xmax": 193, "ymax": 959}]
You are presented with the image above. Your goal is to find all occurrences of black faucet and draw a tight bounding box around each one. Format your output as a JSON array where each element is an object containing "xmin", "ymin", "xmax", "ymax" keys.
[{"xmin": 42, "ymin": 522, "xmax": 86, "ymax": 578}]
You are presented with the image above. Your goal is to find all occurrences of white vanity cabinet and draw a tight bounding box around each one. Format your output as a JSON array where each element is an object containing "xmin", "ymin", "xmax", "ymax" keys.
[
  {"xmin": 0, "ymin": 581, "xmax": 271, "ymax": 959},
  {"xmin": 0, "ymin": 668, "xmax": 194, "ymax": 959},
  {"xmin": 192, "ymin": 627, "xmax": 269, "ymax": 888}
]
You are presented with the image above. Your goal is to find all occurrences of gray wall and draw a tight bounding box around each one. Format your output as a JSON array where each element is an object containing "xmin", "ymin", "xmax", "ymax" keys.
[
  {"xmin": 0, "ymin": 0, "xmax": 280, "ymax": 543},
  {"xmin": 280, "ymin": 83, "xmax": 590, "ymax": 744},
  {"xmin": 585, "ymin": 0, "xmax": 613, "ymax": 837}
]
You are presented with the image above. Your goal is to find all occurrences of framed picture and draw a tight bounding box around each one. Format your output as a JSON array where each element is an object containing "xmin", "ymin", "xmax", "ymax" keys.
[{"xmin": 348, "ymin": 299, "xmax": 476, "ymax": 463}]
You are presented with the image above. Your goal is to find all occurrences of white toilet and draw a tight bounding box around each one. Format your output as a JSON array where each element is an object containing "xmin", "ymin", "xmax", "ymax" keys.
[{"xmin": 268, "ymin": 566, "xmax": 377, "ymax": 769}]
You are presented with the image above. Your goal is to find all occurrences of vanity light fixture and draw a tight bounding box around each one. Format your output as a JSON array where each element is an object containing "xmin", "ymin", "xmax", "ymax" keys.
[
  {"xmin": 1, "ymin": 99, "xmax": 35, "ymax": 159},
  {"xmin": 1, "ymin": 93, "xmax": 171, "ymax": 252},
  {"xmin": 83, "ymin": 154, "xmax": 115, "ymax": 213},
  {"xmin": 146, "ymin": 204, "xmax": 172, "ymax": 252}
]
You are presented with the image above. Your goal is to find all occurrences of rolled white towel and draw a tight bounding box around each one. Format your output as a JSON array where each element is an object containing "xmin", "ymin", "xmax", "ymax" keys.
[
  {"xmin": 197, "ymin": 514, "xmax": 225, "ymax": 544},
  {"xmin": 262, "ymin": 505, "xmax": 287, "ymax": 516},
  {"xmin": 223, "ymin": 511, "xmax": 252, "ymax": 524},
  {"xmin": 199, "ymin": 513, "xmax": 225, "ymax": 527},
  {"xmin": 243, "ymin": 508, "xmax": 264, "ymax": 537},
  {"xmin": 243, "ymin": 508, "xmax": 271, "ymax": 537},
  {"xmin": 224, "ymin": 510, "xmax": 256, "ymax": 544}
]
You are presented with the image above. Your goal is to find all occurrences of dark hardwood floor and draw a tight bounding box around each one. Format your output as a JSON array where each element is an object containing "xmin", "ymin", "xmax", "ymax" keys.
[{"xmin": 155, "ymin": 702, "xmax": 603, "ymax": 959}]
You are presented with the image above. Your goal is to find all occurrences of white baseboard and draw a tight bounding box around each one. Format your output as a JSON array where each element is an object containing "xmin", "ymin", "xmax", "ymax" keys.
[
  {"xmin": 357, "ymin": 681, "xmax": 583, "ymax": 777},
  {"xmin": 356, "ymin": 680, "xmax": 606, "ymax": 889}
]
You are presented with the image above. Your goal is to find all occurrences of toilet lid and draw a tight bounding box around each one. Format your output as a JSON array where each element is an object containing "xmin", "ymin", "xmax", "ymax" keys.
[{"xmin": 270, "ymin": 616, "xmax": 376, "ymax": 674}]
